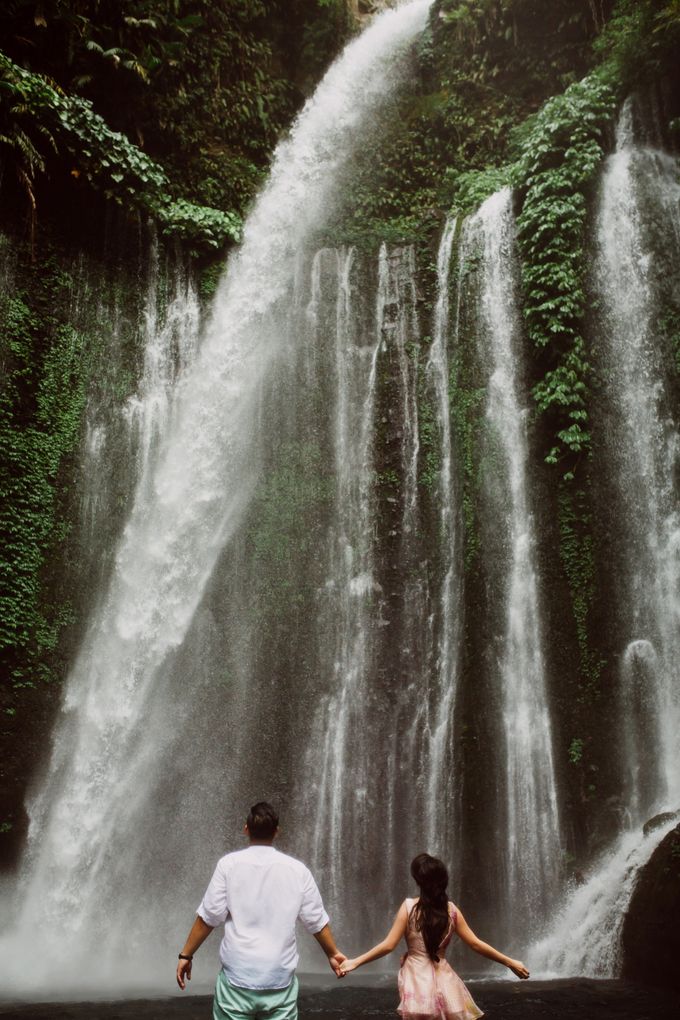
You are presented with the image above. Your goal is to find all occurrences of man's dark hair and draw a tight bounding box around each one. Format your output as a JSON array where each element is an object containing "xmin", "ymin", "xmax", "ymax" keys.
[{"xmin": 247, "ymin": 801, "xmax": 279, "ymax": 840}]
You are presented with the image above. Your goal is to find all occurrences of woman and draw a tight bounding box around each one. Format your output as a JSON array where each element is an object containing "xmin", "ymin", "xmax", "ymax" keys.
[{"xmin": 339, "ymin": 853, "xmax": 529, "ymax": 1020}]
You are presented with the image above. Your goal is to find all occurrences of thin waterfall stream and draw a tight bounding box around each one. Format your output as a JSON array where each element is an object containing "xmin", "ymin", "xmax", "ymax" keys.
[{"xmin": 459, "ymin": 190, "xmax": 561, "ymax": 930}]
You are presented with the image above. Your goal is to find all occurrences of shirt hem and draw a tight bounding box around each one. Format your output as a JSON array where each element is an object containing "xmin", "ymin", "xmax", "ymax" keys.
[{"xmin": 221, "ymin": 968, "xmax": 296, "ymax": 991}]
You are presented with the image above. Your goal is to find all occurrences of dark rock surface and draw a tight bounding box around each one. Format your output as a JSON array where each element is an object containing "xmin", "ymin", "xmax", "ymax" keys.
[
  {"xmin": 622, "ymin": 821, "xmax": 680, "ymax": 988},
  {"xmin": 1, "ymin": 980, "xmax": 680, "ymax": 1020},
  {"xmin": 642, "ymin": 812, "xmax": 679, "ymax": 838}
]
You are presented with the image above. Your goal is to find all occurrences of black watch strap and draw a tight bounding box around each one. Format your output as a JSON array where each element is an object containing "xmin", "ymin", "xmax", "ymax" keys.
[{"xmin": 178, "ymin": 953, "xmax": 193, "ymax": 961}]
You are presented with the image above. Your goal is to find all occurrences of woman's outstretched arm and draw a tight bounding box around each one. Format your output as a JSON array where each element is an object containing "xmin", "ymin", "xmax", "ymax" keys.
[
  {"xmin": 340, "ymin": 902, "xmax": 409, "ymax": 974},
  {"xmin": 455, "ymin": 908, "xmax": 529, "ymax": 979}
]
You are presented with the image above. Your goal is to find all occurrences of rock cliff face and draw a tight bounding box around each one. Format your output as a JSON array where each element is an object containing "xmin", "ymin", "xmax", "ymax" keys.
[
  {"xmin": 348, "ymin": 0, "xmax": 395, "ymax": 25},
  {"xmin": 622, "ymin": 820, "xmax": 680, "ymax": 987}
]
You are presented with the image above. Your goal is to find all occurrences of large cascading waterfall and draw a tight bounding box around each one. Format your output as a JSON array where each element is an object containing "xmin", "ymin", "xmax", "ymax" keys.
[
  {"xmin": 11, "ymin": 8, "xmax": 680, "ymax": 992},
  {"xmin": 460, "ymin": 191, "xmax": 561, "ymax": 930},
  {"xmin": 2, "ymin": 0, "xmax": 435, "ymax": 992},
  {"xmin": 531, "ymin": 102, "xmax": 680, "ymax": 977}
]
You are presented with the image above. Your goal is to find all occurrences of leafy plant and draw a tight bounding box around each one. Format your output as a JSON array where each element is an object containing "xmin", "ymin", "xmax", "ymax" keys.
[
  {"xmin": 512, "ymin": 72, "xmax": 618, "ymax": 473},
  {"xmin": 0, "ymin": 50, "xmax": 242, "ymax": 250}
]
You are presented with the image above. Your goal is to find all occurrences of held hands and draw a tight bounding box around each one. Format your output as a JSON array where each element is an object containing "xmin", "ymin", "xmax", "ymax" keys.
[
  {"xmin": 338, "ymin": 958, "xmax": 359, "ymax": 976},
  {"xmin": 508, "ymin": 959, "xmax": 530, "ymax": 980},
  {"xmin": 329, "ymin": 951, "xmax": 348, "ymax": 978}
]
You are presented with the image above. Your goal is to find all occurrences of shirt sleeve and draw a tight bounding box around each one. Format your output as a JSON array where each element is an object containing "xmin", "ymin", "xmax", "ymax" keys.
[
  {"xmin": 297, "ymin": 867, "xmax": 330, "ymax": 934},
  {"xmin": 197, "ymin": 859, "xmax": 230, "ymax": 928}
]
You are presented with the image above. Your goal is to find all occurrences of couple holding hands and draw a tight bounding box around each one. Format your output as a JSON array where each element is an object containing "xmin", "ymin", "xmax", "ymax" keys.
[{"xmin": 176, "ymin": 802, "xmax": 528, "ymax": 1020}]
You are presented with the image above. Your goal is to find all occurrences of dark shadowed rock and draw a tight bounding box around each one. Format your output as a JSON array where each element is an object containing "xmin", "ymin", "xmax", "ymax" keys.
[
  {"xmin": 622, "ymin": 821, "xmax": 680, "ymax": 988},
  {"xmin": 642, "ymin": 811, "xmax": 679, "ymax": 837}
]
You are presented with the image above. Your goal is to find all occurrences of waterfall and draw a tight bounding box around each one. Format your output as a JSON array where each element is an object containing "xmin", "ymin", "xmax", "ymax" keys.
[
  {"xmin": 531, "ymin": 102, "xmax": 680, "ymax": 976},
  {"xmin": 420, "ymin": 217, "xmax": 461, "ymax": 854},
  {"xmin": 2, "ymin": 0, "xmax": 434, "ymax": 992},
  {"xmin": 305, "ymin": 245, "xmax": 383, "ymax": 913},
  {"xmin": 595, "ymin": 103, "xmax": 680, "ymax": 821},
  {"xmin": 530, "ymin": 813, "xmax": 679, "ymax": 978},
  {"xmin": 463, "ymin": 190, "xmax": 561, "ymax": 927}
]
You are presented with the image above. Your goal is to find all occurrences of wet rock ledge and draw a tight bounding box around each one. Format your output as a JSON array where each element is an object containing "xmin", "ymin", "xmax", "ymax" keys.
[{"xmin": 622, "ymin": 819, "xmax": 680, "ymax": 989}]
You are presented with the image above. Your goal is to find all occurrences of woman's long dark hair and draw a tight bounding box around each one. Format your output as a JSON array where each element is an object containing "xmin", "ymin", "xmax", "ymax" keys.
[{"xmin": 410, "ymin": 853, "xmax": 450, "ymax": 961}]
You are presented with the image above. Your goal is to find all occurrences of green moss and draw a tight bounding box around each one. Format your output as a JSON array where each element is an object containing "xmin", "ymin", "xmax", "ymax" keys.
[
  {"xmin": 418, "ymin": 398, "xmax": 440, "ymax": 493},
  {"xmin": 568, "ymin": 736, "xmax": 585, "ymax": 764},
  {"xmin": 247, "ymin": 440, "xmax": 332, "ymax": 617},
  {"xmin": 449, "ymin": 367, "xmax": 486, "ymax": 573},
  {"xmin": 0, "ymin": 296, "xmax": 87, "ymax": 679},
  {"xmin": 557, "ymin": 481, "xmax": 605, "ymax": 702}
]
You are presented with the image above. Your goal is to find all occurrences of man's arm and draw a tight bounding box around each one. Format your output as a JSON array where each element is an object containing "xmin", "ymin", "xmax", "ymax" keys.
[
  {"xmin": 176, "ymin": 915, "xmax": 215, "ymax": 990},
  {"xmin": 313, "ymin": 923, "xmax": 346, "ymax": 977}
]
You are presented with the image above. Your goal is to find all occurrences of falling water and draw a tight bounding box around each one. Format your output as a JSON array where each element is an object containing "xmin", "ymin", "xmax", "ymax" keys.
[
  {"xmin": 420, "ymin": 217, "xmax": 461, "ymax": 854},
  {"xmin": 531, "ymin": 102, "xmax": 680, "ymax": 976},
  {"xmin": 305, "ymin": 246, "xmax": 383, "ymax": 912},
  {"xmin": 595, "ymin": 102, "xmax": 680, "ymax": 821},
  {"xmin": 2, "ymin": 0, "xmax": 434, "ymax": 992},
  {"xmin": 464, "ymin": 190, "xmax": 561, "ymax": 926},
  {"xmin": 530, "ymin": 812, "xmax": 679, "ymax": 978}
]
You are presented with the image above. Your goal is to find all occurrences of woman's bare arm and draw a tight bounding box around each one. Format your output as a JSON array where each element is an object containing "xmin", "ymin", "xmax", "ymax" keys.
[
  {"xmin": 455, "ymin": 909, "xmax": 529, "ymax": 979},
  {"xmin": 340, "ymin": 902, "xmax": 409, "ymax": 974}
]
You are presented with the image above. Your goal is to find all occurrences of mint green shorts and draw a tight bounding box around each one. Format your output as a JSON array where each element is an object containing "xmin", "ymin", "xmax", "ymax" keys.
[{"xmin": 213, "ymin": 971, "xmax": 299, "ymax": 1020}]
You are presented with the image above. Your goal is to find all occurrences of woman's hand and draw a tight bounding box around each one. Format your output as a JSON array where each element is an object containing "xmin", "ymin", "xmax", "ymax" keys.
[
  {"xmin": 508, "ymin": 959, "xmax": 529, "ymax": 979},
  {"xmin": 339, "ymin": 959, "xmax": 359, "ymax": 976}
]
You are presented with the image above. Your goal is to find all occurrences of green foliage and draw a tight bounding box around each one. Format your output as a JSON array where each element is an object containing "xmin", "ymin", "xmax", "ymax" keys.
[
  {"xmin": 0, "ymin": 50, "xmax": 242, "ymax": 249},
  {"xmin": 594, "ymin": 0, "xmax": 680, "ymax": 85},
  {"xmin": 0, "ymin": 291, "xmax": 86, "ymax": 674},
  {"xmin": 557, "ymin": 482, "xmax": 605, "ymax": 700},
  {"xmin": 418, "ymin": 397, "xmax": 441, "ymax": 492},
  {"xmin": 568, "ymin": 736, "xmax": 585, "ymax": 763},
  {"xmin": 445, "ymin": 165, "xmax": 512, "ymax": 215},
  {"xmin": 449, "ymin": 369, "xmax": 487, "ymax": 573},
  {"xmin": 248, "ymin": 440, "xmax": 332, "ymax": 616},
  {"xmin": 158, "ymin": 199, "xmax": 242, "ymax": 252},
  {"xmin": 512, "ymin": 72, "xmax": 618, "ymax": 472}
]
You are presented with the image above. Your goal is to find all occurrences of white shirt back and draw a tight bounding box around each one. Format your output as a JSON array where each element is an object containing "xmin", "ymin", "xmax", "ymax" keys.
[{"xmin": 197, "ymin": 844, "xmax": 329, "ymax": 989}]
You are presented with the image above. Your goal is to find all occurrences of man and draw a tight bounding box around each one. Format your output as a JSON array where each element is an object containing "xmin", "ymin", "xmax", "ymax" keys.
[{"xmin": 176, "ymin": 802, "xmax": 345, "ymax": 1019}]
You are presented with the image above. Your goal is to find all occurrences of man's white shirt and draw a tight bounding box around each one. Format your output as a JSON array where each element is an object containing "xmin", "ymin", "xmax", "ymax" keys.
[{"xmin": 197, "ymin": 844, "xmax": 329, "ymax": 989}]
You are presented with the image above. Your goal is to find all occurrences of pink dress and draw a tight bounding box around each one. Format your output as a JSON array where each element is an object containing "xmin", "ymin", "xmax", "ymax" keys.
[{"xmin": 397, "ymin": 898, "xmax": 483, "ymax": 1020}]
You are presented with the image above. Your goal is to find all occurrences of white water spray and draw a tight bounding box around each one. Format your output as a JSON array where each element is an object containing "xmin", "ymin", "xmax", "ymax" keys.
[{"xmin": 2, "ymin": 1, "xmax": 434, "ymax": 993}]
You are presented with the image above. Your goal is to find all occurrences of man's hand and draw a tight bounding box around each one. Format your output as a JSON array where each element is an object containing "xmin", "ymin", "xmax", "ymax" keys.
[
  {"xmin": 329, "ymin": 951, "xmax": 347, "ymax": 978},
  {"xmin": 175, "ymin": 915, "xmax": 215, "ymax": 990},
  {"xmin": 176, "ymin": 957, "xmax": 193, "ymax": 991}
]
